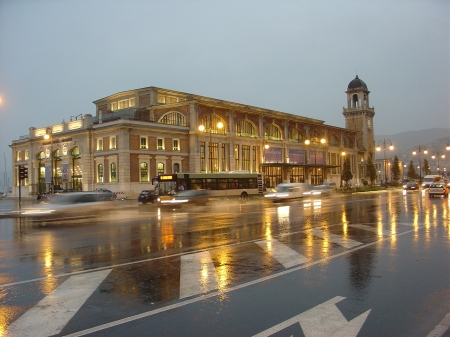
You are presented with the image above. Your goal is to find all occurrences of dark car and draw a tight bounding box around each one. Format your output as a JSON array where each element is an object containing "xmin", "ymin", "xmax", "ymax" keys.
[
  {"xmin": 138, "ymin": 190, "xmax": 158, "ymax": 204},
  {"xmin": 94, "ymin": 189, "xmax": 117, "ymax": 201},
  {"xmin": 160, "ymin": 190, "xmax": 211, "ymax": 206},
  {"xmin": 403, "ymin": 182, "xmax": 419, "ymax": 191},
  {"xmin": 37, "ymin": 192, "xmax": 51, "ymax": 201}
]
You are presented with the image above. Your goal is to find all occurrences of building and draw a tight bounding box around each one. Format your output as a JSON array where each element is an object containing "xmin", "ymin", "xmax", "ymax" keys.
[{"xmin": 10, "ymin": 76, "xmax": 376, "ymax": 198}]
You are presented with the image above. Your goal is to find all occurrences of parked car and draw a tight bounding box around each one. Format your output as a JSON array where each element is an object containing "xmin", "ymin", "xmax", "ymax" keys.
[
  {"xmin": 138, "ymin": 190, "xmax": 159, "ymax": 204},
  {"xmin": 160, "ymin": 190, "xmax": 211, "ymax": 206},
  {"xmin": 94, "ymin": 189, "xmax": 117, "ymax": 201},
  {"xmin": 37, "ymin": 192, "xmax": 51, "ymax": 201},
  {"xmin": 428, "ymin": 183, "xmax": 448, "ymax": 198},
  {"xmin": 403, "ymin": 182, "xmax": 419, "ymax": 191}
]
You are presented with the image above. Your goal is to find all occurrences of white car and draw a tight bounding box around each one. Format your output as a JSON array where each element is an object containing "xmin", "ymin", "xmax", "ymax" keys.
[{"xmin": 264, "ymin": 183, "xmax": 310, "ymax": 202}]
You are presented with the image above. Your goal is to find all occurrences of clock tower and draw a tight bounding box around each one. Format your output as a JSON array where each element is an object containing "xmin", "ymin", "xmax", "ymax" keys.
[{"xmin": 342, "ymin": 75, "xmax": 375, "ymax": 163}]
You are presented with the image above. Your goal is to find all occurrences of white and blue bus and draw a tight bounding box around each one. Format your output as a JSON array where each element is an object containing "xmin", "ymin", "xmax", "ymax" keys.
[{"xmin": 157, "ymin": 171, "xmax": 264, "ymax": 202}]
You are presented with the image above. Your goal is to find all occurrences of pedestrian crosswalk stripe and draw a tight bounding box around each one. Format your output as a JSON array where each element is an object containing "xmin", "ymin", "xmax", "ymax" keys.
[
  {"xmin": 179, "ymin": 251, "xmax": 219, "ymax": 299},
  {"xmin": 6, "ymin": 269, "xmax": 112, "ymax": 337},
  {"xmin": 308, "ymin": 229, "xmax": 362, "ymax": 248},
  {"xmin": 256, "ymin": 239, "xmax": 309, "ymax": 268},
  {"xmin": 349, "ymin": 224, "xmax": 392, "ymax": 236}
]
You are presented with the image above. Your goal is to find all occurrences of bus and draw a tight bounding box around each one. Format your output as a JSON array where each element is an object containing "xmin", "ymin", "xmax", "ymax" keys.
[{"xmin": 157, "ymin": 171, "xmax": 264, "ymax": 202}]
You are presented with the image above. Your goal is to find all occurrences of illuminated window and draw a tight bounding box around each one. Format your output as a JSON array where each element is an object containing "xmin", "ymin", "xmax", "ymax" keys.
[
  {"xmin": 110, "ymin": 162, "xmax": 117, "ymax": 182},
  {"xmin": 97, "ymin": 164, "xmax": 104, "ymax": 182},
  {"xmin": 157, "ymin": 162, "xmax": 164, "ymax": 174},
  {"xmin": 97, "ymin": 139, "xmax": 103, "ymax": 151},
  {"xmin": 140, "ymin": 137, "xmax": 147, "ymax": 149},
  {"xmin": 264, "ymin": 124, "xmax": 282, "ymax": 141},
  {"xmin": 25, "ymin": 150, "xmax": 29, "ymax": 160},
  {"xmin": 110, "ymin": 136, "xmax": 116, "ymax": 149},
  {"xmin": 158, "ymin": 111, "xmax": 186, "ymax": 126},
  {"xmin": 235, "ymin": 120, "xmax": 256, "ymax": 137},
  {"xmin": 16, "ymin": 151, "xmax": 22, "ymax": 161},
  {"xmin": 140, "ymin": 162, "xmax": 148, "ymax": 182},
  {"xmin": 157, "ymin": 138, "xmax": 164, "ymax": 150},
  {"xmin": 110, "ymin": 98, "xmax": 135, "ymax": 111},
  {"xmin": 173, "ymin": 139, "xmax": 179, "ymax": 151}
]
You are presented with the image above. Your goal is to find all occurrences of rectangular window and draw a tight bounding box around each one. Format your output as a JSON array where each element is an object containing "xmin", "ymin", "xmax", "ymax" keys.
[
  {"xmin": 235, "ymin": 145, "xmax": 240, "ymax": 170},
  {"xmin": 173, "ymin": 139, "xmax": 179, "ymax": 151},
  {"xmin": 140, "ymin": 137, "xmax": 148, "ymax": 149},
  {"xmin": 17, "ymin": 151, "xmax": 22, "ymax": 161},
  {"xmin": 221, "ymin": 144, "xmax": 226, "ymax": 171},
  {"xmin": 97, "ymin": 139, "xmax": 103, "ymax": 151},
  {"xmin": 110, "ymin": 136, "xmax": 116, "ymax": 149},
  {"xmin": 129, "ymin": 97, "xmax": 135, "ymax": 107},
  {"xmin": 252, "ymin": 146, "xmax": 257, "ymax": 172},
  {"xmin": 200, "ymin": 142, "xmax": 206, "ymax": 172},
  {"xmin": 97, "ymin": 164, "xmax": 104, "ymax": 183},
  {"xmin": 25, "ymin": 150, "xmax": 29, "ymax": 160},
  {"xmin": 110, "ymin": 163, "xmax": 117, "ymax": 182},
  {"xmin": 242, "ymin": 145, "xmax": 250, "ymax": 171},
  {"xmin": 157, "ymin": 138, "xmax": 164, "ymax": 150},
  {"xmin": 119, "ymin": 99, "xmax": 129, "ymax": 109},
  {"xmin": 111, "ymin": 102, "xmax": 118, "ymax": 111}
]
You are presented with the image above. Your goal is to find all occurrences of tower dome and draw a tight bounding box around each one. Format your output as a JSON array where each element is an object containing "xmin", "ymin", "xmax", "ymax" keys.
[{"xmin": 348, "ymin": 75, "xmax": 368, "ymax": 90}]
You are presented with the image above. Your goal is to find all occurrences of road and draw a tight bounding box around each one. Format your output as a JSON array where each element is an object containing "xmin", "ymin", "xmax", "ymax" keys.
[{"xmin": 0, "ymin": 190, "xmax": 449, "ymax": 337}]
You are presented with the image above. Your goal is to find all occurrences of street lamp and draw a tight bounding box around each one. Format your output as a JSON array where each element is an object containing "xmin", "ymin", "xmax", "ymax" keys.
[
  {"xmin": 431, "ymin": 152, "xmax": 445, "ymax": 176},
  {"xmin": 199, "ymin": 116, "xmax": 223, "ymax": 173},
  {"xmin": 43, "ymin": 128, "xmax": 54, "ymax": 192},
  {"xmin": 412, "ymin": 145, "xmax": 427, "ymax": 182},
  {"xmin": 376, "ymin": 139, "xmax": 394, "ymax": 186},
  {"xmin": 305, "ymin": 138, "xmax": 326, "ymax": 185},
  {"xmin": 340, "ymin": 151, "xmax": 346, "ymax": 187}
]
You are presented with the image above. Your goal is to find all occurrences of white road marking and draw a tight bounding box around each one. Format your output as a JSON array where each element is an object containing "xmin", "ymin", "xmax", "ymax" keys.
[
  {"xmin": 308, "ymin": 228, "xmax": 362, "ymax": 248},
  {"xmin": 179, "ymin": 251, "xmax": 219, "ymax": 299},
  {"xmin": 252, "ymin": 296, "xmax": 371, "ymax": 337},
  {"xmin": 256, "ymin": 239, "xmax": 308, "ymax": 268},
  {"xmin": 349, "ymin": 224, "xmax": 392, "ymax": 236},
  {"xmin": 6, "ymin": 269, "xmax": 112, "ymax": 337}
]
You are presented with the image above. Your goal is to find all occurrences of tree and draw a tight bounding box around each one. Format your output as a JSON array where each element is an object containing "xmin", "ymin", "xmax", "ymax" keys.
[
  {"xmin": 391, "ymin": 155, "xmax": 401, "ymax": 182},
  {"xmin": 365, "ymin": 156, "xmax": 377, "ymax": 185},
  {"xmin": 423, "ymin": 159, "xmax": 431, "ymax": 176},
  {"xmin": 407, "ymin": 160, "xmax": 418, "ymax": 180},
  {"xmin": 341, "ymin": 156, "xmax": 353, "ymax": 187}
]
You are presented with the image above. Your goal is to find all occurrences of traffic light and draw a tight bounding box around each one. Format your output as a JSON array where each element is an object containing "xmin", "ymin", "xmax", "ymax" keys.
[{"xmin": 18, "ymin": 165, "xmax": 28, "ymax": 180}]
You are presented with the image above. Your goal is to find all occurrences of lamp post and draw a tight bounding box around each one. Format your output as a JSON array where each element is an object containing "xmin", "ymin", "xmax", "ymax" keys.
[
  {"xmin": 376, "ymin": 139, "xmax": 394, "ymax": 186},
  {"xmin": 412, "ymin": 145, "xmax": 427, "ymax": 182},
  {"xmin": 340, "ymin": 151, "xmax": 346, "ymax": 187},
  {"xmin": 44, "ymin": 128, "xmax": 53, "ymax": 192},
  {"xmin": 199, "ymin": 116, "xmax": 223, "ymax": 173},
  {"xmin": 305, "ymin": 138, "xmax": 326, "ymax": 185},
  {"xmin": 431, "ymin": 152, "xmax": 445, "ymax": 176}
]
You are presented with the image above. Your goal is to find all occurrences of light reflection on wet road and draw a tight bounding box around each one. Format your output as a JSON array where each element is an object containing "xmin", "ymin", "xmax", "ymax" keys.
[{"xmin": 0, "ymin": 189, "xmax": 449, "ymax": 336}]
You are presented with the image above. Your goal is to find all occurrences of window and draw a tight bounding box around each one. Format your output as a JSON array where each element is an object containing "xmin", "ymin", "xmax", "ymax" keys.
[
  {"xmin": 242, "ymin": 145, "xmax": 250, "ymax": 171},
  {"xmin": 25, "ymin": 150, "xmax": 29, "ymax": 160},
  {"xmin": 157, "ymin": 95, "xmax": 182, "ymax": 104},
  {"xmin": 173, "ymin": 163, "xmax": 180, "ymax": 173},
  {"xmin": 140, "ymin": 162, "xmax": 148, "ymax": 182},
  {"xmin": 252, "ymin": 146, "xmax": 257, "ymax": 172},
  {"xmin": 235, "ymin": 120, "xmax": 256, "ymax": 137},
  {"xmin": 289, "ymin": 129, "xmax": 303, "ymax": 143},
  {"xmin": 97, "ymin": 139, "xmax": 103, "ymax": 151},
  {"xmin": 111, "ymin": 102, "xmax": 118, "ymax": 110},
  {"xmin": 97, "ymin": 164, "xmax": 104, "ymax": 183},
  {"xmin": 140, "ymin": 137, "xmax": 148, "ymax": 149},
  {"xmin": 329, "ymin": 135, "xmax": 339, "ymax": 147},
  {"xmin": 173, "ymin": 139, "xmax": 179, "ymax": 151},
  {"xmin": 110, "ymin": 162, "xmax": 117, "ymax": 182},
  {"xmin": 235, "ymin": 145, "xmax": 240, "ymax": 170},
  {"xmin": 158, "ymin": 111, "xmax": 186, "ymax": 126},
  {"xmin": 157, "ymin": 138, "xmax": 164, "ymax": 150},
  {"xmin": 200, "ymin": 142, "xmax": 205, "ymax": 172},
  {"xmin": 264, "ymin": 124, "xmax": 282, "ymax": 140},
  {"xmin": 16, "ymin": 151, "xmax": 22, "ymax": 161},
  {"xmin": 110, "ymin": 98, "xmax": 136, "ymax": 111},
  {"xmin": 110, "ymin": 136, "xmax": 116, "ymax": 149},
  {"xmin": 157, "ymin": 163, "xmax": 164, "ymax": 175}
]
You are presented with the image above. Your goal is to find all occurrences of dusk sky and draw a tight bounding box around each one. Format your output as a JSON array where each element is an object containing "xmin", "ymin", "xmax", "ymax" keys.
[{"xmin": 0, "ymin": 0, "xmax": 449, "ymax": 179}]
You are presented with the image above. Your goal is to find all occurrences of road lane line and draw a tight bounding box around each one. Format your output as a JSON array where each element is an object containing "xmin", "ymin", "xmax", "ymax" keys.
[
  {"xmin": 6, "ymin": 269, "xmax": 112, "ymax": 337},
  {"xmin": 349, "ymin": 224, "xmax": 392, "ymax": 236},
  {"xmin": 61, "ymin": 227, "xmax": 419, "ymax": 337},
  {"xmin": 308, "ymin": 228, "xmax": 362, "ymax": 248},
  {"xmin": 179, "ymin": 251, "xmax": 219, "ymax": 299},
  {"xmin": 256, "ymin": 239, "xmax": 308, "ymax": 268}
]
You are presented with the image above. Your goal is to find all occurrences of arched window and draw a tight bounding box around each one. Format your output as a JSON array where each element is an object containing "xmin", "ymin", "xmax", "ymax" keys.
[
  {"xmin": 344, "ymin": 137, "xmax": 353, "ymax": 148},
  {"xmin": 158, "ymin": 111, "xmax": 186, "ymax": 126},
  {"xmin": 264, "ymin": 124, "xmax": 282, "ymax": 141},
  {"xmin": 157, "ymin": 162, "xmax": 164, "ymax": 175},
  {"xmin": 199, "ymin": 114, "xmax": 226, "ymax": 134},
  {"xmin": 110, "ymin": 162, "xmax": 117, "ymax": 182},
  {"xmin": 37, "ymin": 151, "xmax": 45, "ymax": 160},
  {"xmin": 173, "ymin": 163, "xmax": 180, "ymax": 173},
  {"xmin": 289, "ymin": 129, "xmax": 303, "ymax": 143},
  {"xmin": 97, "ymin": 164, "xmax": 104, "ymax": 183},
  {"xmin": 329, "ymin": 135, "xmax": 339, "ymax": 147},
  {"xmin": 140, "ymin": 162, "xmax": 148, "ymax": 182},
  {"xmin": 235, "ymin": 120, "xmax": 256, "ymax": 137}
]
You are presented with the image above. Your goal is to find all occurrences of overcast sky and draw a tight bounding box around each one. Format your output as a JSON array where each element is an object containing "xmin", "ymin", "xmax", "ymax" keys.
[{"xmin": 0, "ymin": 0, "xmax": 449, "ymax": 178}]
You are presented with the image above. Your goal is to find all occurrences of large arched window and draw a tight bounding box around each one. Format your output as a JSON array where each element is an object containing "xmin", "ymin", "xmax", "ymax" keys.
[
  {"xmin": 110, "ymin": 162, "xmax": 117, "ymax": 182},
  {"xmin": 329, "ymin": 135, "xmax": 339, "ymax": 147},
  {"xmin": 198, "ymin": 114, "xmax": 226, "ymax": 134},
  {"xmin": 344, "ymin": 137, "xmax": 354, "ymax": 148},
  {"xmin": 158, "ymin": 111, "xmax": 186, "ymax": 126},
  {"xmin": 157, "ymin": 163, "xmax": 164, "ymax": 174},
  {"xmin": 289, "ymin": 129, "xmax": 303, "ymax": 143},
  {"xmin": 97, "ymin": 164, "xmax": 104, "ymax": 183},
  {"xmin": 140, "ymin": 162, "xmax": 148, "ymax": 182},
  {"xmin": 235, "ymin": 120, "xmax": 256, "ymax": 137},
  {"xmin": 264, "ymin": 124, "xmax": 282, "ymax": 141}
]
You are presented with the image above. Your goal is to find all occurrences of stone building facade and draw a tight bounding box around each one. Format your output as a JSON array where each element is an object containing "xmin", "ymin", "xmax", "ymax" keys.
[{"xmin": 10, "ymin": 76, "xmax": 375, "ymax": 198}]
